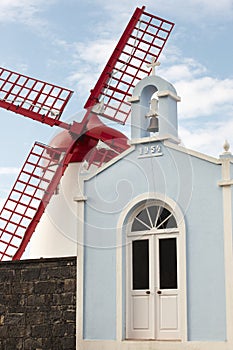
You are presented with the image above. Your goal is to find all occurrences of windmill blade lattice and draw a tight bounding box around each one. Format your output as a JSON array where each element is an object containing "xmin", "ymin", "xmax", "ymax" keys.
[
  {"xmin": 0, "ymin": 143, "xmax": 69, "ymax": 261},
  {"xmin": 84, "ymin": 6, "xmax": 174, "ymax": 125},
  {"xmin": 0, "ymin": 67, "xmax": 73, "ymax": 127}
]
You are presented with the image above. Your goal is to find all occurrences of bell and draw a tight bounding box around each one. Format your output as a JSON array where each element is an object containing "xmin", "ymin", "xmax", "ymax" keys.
[{"xmin": 147, "ymin": 116, "xmax": 158, "ymax": 133}]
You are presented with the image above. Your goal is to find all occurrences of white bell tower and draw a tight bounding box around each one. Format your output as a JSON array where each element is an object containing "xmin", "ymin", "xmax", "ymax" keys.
[{"xmin": 129, "ymin": 61, "xmax": 181, "ymax": 142}]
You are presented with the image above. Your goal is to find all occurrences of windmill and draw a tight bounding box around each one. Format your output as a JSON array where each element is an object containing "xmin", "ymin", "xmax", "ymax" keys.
[{"xmin": 0, "ymin": 6, "xmax": 174, "ymax": 261}]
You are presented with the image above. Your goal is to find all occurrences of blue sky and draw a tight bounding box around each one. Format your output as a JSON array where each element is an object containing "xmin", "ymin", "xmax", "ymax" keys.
[{"xmin": 0, "ymin": 0, "xmax": 233, "ymax": 206}]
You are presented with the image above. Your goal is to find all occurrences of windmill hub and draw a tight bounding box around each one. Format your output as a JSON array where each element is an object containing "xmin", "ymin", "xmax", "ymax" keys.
[{"xmin": 49, "ymin": 114, "xmax": 128, "ymax": 163}]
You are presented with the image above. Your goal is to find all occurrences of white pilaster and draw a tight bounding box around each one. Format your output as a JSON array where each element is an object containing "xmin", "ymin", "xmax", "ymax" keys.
[
  {"xmin": 220, "ymin": 159, "xmax": 233, "ymax": 343},
  {"xmin": 74, "ymin": 193, "xmax": 87, "ymax": 349}
]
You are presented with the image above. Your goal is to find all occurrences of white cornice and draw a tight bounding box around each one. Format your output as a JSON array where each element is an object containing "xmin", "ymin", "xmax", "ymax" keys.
[
  {"xmin": 73, "ymin": 196, "xmax": 87, "ymax": 202},
  {"xmin": 128, "ymin": 90, "xmax": 181, "ymax": 103},
  {"xmin": 164, "ymin": 140, "xmax": 221, "ymax": 164},
  {"xmin": 157, "ymin": 90, "xmax": 181, "ymax": 102},
  {"xmin": 127, "ymin": 95, "xmax": 140, "ymax": 103},
  {"xmin": 218, "ymin": 180, "xmax": 233, "ymax": 187},
  {"xmin": 130, "ymin": 134, "xmax": 180, "ymax": 145}
]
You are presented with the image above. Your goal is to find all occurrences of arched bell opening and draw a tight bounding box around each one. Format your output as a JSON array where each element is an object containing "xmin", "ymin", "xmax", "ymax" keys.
[{"xmin": 140, "ymin": 85, "xmax": 159, "ymax": 136}]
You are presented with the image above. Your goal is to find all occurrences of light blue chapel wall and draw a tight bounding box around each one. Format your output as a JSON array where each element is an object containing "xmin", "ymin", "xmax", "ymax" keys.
[
  {"xmin": 83, "ymin": 226, "xmax": 117, "ymax": 340},
  {"xmin": 83, "ymin": 142, "xmax": 226, "ymax": 341},
  {"xmin": 83, "ymin": 152, "xmax": 152, "ymax": 340},
  {"xmin": 182, "ymin": 153, "xmax": 226, "ymax": 341}
]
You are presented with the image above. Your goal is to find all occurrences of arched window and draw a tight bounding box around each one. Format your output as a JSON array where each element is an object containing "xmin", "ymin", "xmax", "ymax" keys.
[{"xmin": 131, "ymin": 204, "xmax": 177, "ymax": 232}]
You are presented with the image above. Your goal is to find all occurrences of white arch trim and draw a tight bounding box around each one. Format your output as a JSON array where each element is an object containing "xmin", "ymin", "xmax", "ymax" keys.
[{"xmin": 116, "ymin": 192, "xmax": 187, "ymax": 342}]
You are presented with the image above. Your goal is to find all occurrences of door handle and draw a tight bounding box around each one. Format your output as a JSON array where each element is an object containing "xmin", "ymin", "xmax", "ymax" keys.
[
  {"xmin": 157, "ymin": 290, "xmax": 162, "ymax": 295},
  {"xmin": 146, "ymin": 291, "xmax": 150, "ymax": 295}
]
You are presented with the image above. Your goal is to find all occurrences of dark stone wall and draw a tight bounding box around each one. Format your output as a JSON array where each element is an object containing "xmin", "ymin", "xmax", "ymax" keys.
[{"xmin": 0, "ymin": 256, "xmax": 76, "ymax": 350}]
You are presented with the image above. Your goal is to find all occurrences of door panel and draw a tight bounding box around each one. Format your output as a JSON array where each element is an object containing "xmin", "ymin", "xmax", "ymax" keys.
[
  {"xmin": 132, "ymin": 295, "xmax": 150, "ymax": 329},
  {"xmin": 159, "ymin": 294, "xmax": 178, "ymax": 330},
  {"xmin": 156, "ymin": 236, "xmax": 180, "ymax": 340},
  {"xmin": 127, "ymin": 236, "xmax": 154, "ymax": 339}
]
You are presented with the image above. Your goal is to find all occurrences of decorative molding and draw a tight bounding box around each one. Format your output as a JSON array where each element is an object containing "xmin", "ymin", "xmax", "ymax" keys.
[
  {"xmin": 130, "ymin": 134, "xmax": 180, "ymax": 145},
  {"xmin": 157, "ymin": 90, "xmax": 181, "ymax": 102},
  {"xmin": 127, "ymin": 95, "xmax": 140, "ymax": 103},
  {"xmin": 218, "ymin": 180, "xmax": 233, "ymax": 187},
  {"xmin": 164, "ymin": 140, "xmax": 221, "ymax": 165},
  {"xmin": 73, "ymin": 195, "xmax": 87, "ymax": 202},
  {"xmin": 127, "ymin": 90, "xmax": 181, "ymax": 104}
]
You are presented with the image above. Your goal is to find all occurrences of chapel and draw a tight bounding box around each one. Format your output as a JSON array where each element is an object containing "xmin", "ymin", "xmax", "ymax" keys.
[{"xmin": 27, "ymin": 67, "xmax": 233, "ymax": 350}]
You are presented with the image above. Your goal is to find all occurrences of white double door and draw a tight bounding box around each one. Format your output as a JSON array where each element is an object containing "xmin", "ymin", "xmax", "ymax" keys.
[{"xmin": 127, "ymin": 233, "xmax": 180, "ymax": 340}]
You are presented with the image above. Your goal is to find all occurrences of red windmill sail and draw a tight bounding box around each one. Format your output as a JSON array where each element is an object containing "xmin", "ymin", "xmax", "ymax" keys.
[
  {"xmin": 0, "ymin": 67, "xmax": 73, "ymax": 128},
  {"xmin": 0, "ymin": 143, "xmax": 67, "ymax": 260},
  {"xmin": 84, "ymin": 6, "xmax": 174, "ymax": 124},
  {"xmin": 0, "ymin": 6, "xmax": 174, "ymax": 260}
]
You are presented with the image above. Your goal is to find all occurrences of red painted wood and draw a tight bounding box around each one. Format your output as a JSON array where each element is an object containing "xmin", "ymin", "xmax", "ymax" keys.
[
  {"xmin": 84, "ymin": 7, "xmax": 144, "ymax": 110},
  {"xmin": 12, "ymin": 141, "xmax": 77, "ymax": 260},
  {"xmin": 84, "ymin": 7, "xmax": 174, "ymax": 124},
  {"xmin": 0, "ymin": 67, "xmax": 73, "ymax": 127},
  {"xmin": 0, "ymin": 114, "xmax": 129, "ymax": 261},
  {"xmin": 0, "ymin": 142, "xmax": 65, "ymax": 260}
]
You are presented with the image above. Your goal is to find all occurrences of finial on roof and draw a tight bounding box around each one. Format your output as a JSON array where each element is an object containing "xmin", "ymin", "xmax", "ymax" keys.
[
  {"xmin": 219, "ymin": 140, "xmax": 233, "ymax": 159},
  {"xmin": 223, "ymin": 140, "xmax": 230, "ymax": 153},
  {"xmin": 147, "ymin": 57, "xmax": 160, "ymax": 76}
]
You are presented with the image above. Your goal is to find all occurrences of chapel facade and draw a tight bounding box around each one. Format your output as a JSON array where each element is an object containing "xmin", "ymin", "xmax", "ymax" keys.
[{"xmin": 28, "ymin": 69, "xmax": 233, "ymax": 350}]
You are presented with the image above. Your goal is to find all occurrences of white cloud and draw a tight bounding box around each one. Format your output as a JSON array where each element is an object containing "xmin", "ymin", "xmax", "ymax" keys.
[
  {"xmin": 160, "ymin": 56, "xmax": 207, "ymax": 81},
  {"xmin": 0, "ymin": 0, "xmax": 55, "ymax": 26},
  {"xmin": 158, "ymin": 52, "xmax": 233, "ymax": 121},
  {"xmin": 92, "ymin": 0, "xmax": 233, "ymax": 23},
  {"xmin": 67, "ymin": 39, "xmax": 116, "ymax": 97},
  {"xmin": 176, "ymin": 77, "xmax": 233, "ymax": 119},
  {"xmin": 67, "ymin": 70, "xmax": 97, "ymax": 101},
  {"xmin": 179, "ymin": 119, "xmax": 233, "ymax": 157},
  {"xmin": 154, "ymin": 0, "xmax": 233, "ymax": 21},
  {"xmin": 157, "ymin": 50, "xmax": 233, "ymax": 156},
  {"xmin": 73, "ymin": 39, "xmax": 115, "ymax": 70},
  {"xmin": 192, "ymin": 0, "xmax": 233, "ymax": 16},
  {"xmin": 0, "ymin": 167, "xmax": 19, "ymax": 175}
]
